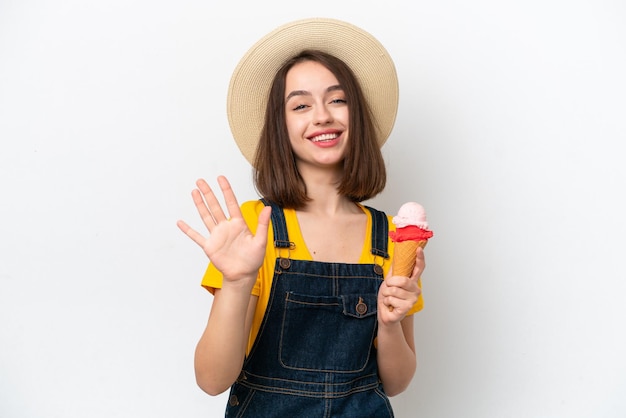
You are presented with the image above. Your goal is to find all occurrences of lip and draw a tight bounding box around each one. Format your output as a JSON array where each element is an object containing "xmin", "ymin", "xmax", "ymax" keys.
[{"xmin": 307, "ymin": 129, "xmax": 343, "ymax": 143}]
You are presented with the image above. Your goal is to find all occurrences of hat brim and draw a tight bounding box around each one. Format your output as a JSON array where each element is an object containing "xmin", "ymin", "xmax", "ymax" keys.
[{"xmin": 226, "ymin": 17, "xmax": 399, "ymax": 165}]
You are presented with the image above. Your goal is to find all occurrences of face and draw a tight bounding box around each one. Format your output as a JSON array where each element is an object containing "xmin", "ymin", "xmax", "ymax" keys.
[{"xmin": 284, "ymin": 60, "xmax": 349, "ymax": 170}]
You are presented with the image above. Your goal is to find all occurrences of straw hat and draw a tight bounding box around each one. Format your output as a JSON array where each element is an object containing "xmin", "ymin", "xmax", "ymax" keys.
[{"xmin": 226, "ymin": 17, "xmax": 399, "ymax": 165}]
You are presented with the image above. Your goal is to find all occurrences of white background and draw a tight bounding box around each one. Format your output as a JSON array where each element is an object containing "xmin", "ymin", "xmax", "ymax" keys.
[{"xmin": 1, "ymin": 1, "xmax": 625, "ymax": 417}]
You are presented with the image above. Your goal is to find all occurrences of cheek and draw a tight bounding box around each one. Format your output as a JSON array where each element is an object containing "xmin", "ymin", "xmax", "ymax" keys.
[
  {"xmin": 339, "ymin": 108, "xmax": 350, "ymax": 124},
  {"xmin": 331, "ymin": 107, "xmax": 350, "ymax": 130},
  {"xmin": 285, "ymin": 114, "xmax": 307, "ymax": 138}
]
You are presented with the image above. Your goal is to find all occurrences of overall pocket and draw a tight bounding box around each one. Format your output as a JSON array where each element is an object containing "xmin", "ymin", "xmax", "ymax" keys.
[{"xmin": 279, "ymin": 292, "xmax": 378, "ymax": 372}]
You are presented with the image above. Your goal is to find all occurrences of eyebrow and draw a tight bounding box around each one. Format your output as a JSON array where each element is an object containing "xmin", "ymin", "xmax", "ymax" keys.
[{"xmin": 285, "ymin": 84, "xmax": 344, "ymax": 101}]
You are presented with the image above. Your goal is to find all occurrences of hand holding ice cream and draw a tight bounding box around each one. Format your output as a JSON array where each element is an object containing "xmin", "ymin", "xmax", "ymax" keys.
[{"xmin": 381, "ymin": 202, "xmax": 433, "ymax": 314}]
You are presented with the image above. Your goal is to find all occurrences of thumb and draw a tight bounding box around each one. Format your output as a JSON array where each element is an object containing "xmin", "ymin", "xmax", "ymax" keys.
[{"xmin": 254, "ymin": 206, "xmax": 272, "ymax": 242}]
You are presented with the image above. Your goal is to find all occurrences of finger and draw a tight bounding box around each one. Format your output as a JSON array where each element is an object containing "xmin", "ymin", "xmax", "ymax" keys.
[
  {"xmin": 217, "ymin": 175, "xmax": 244, "ymax": 220},
  {"xmin": 380, "ymin": 282, "xmax": 398, "ymax": 312},
  {"xmin": 416, "ymin": 246, "xmax": 425, "ymax": 264},
  {"xmin": 411, "ymin": 247, "xmax": 426, "ymax": 279},
  {"xmin": 196, "ymin": 178, "xmax": 228, "ymax": 224},
  {"xmin": 383, "ymin": 281, "xmax": 420, "ymax": 302},
  {"xmin": 254, "ymin": 206, "xmax": 272, "ymax": 242},
  {"xmin": 191, "ymin": 188, "xmax": 218, "ymax": 232},
  {"xmin": 384, "ymin": 274, "xmax": 412, "ymax": 289},
  {"xmin": 383, "ymin": 296, "xmax": 404, "ymax": 314},
  {"xmin": 176, "ymin": 219, "xmax": 207, "ymax": 248},
  {"xmin": 384, "ymin": 293, "xmax": 418, "ymax": 315}
]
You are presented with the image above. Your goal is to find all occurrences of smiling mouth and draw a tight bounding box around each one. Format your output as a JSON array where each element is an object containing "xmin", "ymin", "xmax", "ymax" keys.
[{"xmin": 310, "ymin": 133, "xmax": 339, "ymax": 142}]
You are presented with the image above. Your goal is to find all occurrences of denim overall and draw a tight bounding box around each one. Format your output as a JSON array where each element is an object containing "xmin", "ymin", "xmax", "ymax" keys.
[{"xmin": 225, "ymin": 200, "xmax": 394, "ymax": 417}]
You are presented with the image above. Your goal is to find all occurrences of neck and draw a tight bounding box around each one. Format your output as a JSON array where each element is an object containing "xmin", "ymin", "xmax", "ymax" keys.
[{"xmin": 296, "ymin": 165, "xmax": 358, "ymax": 216}]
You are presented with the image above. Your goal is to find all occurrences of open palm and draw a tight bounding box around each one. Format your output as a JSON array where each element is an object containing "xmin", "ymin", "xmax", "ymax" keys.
[{"xmin": 177, "ymin": 176, "xmax": 271, "ymax": 283}]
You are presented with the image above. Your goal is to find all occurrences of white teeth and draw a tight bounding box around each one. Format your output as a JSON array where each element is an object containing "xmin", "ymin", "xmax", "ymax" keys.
[{"xmin": 311, "ymin": 133, "xmax": 339, "ymax": 142}]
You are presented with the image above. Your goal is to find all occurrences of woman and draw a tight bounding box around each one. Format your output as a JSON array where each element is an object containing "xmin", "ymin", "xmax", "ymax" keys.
[{"xmin": 177, "ymin": 18, "xmax": 426, "ymax": 417}]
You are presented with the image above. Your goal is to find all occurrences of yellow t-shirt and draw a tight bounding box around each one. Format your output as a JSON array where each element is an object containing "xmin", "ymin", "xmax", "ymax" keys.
[{"xmin": 201, "ymin": 200, "xmax": 424, "ymax": 354}]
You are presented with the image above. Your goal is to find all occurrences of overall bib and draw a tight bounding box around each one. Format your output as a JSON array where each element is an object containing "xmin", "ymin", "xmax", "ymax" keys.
[{"xmin": 225, "ymin": 200, "xmax": 394, "ymax": 418}]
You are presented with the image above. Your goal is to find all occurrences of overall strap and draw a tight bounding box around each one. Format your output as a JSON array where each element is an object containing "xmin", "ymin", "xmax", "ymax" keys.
[
  {"xmin": 260, "ymin": 199, "xmax": 292, "ymax": 249},
  {"xmin": 363, "ymin": 206, "xmax": 390, "ymax": 259},
  {"xmin": 260, "ymin": 199, "xmax": 389, "ymax": 258}
]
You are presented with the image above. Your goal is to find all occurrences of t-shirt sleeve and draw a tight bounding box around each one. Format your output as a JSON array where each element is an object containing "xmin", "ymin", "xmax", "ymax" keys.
[{"xmin": 200, "ymin": 200, "xmax": 265, "ymax": 297}]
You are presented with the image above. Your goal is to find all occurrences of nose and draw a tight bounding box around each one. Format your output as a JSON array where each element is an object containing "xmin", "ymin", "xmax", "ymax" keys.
[{"xmin": 313, "ymin": 103, "xmax": 333, "ymax": 125}]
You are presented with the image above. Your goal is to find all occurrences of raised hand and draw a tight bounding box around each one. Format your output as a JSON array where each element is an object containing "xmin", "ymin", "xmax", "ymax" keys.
[
  {"xmin": 177, "ymin": 176, "xmax": 271, "ymax": 285},
  {"xmin": 377, "ymin": 247, "xmax": 425, "ymax": 324}
]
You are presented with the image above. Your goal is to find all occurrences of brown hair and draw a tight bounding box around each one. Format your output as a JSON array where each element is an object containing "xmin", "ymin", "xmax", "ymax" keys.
[{"xmin": 253, "ymin": 50, "xmax": 386, "ymax": 209}]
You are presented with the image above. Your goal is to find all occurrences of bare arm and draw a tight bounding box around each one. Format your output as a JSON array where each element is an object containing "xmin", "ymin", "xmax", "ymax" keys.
[
  {"xmin": 177, "ymin": 176, "xmax": 271, "ymax": 395},
  {"xmin": 376, "ymin": 247, "xmax": 425, "ymax": 396},
  {"xmin": 376, "ymin": 315, "xmax": 416, "ymax": 396},
  {"xmin": 194, "ymin": 290, "xmax": 258, "ymax": 395}
]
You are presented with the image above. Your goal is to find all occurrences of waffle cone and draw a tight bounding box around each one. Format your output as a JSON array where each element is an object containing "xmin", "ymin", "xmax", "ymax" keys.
[{"xmin": 392, "ymin": 240, "xmax": 428, "ymax": 277}]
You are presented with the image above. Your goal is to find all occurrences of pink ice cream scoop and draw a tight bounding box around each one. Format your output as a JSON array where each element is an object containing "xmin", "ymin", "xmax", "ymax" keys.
[{"xmin": 389, "ymin": 202, "xmax": 434, "ymax": 244}]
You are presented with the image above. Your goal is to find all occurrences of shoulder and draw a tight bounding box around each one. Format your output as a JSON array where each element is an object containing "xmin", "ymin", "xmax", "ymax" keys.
[
  {"xmin": 359, "ymin": 204, "xmax": 394, "ymax": 230},
  {"xmin": 241, "ymin": 199, "xmax": 267, "ymax": 215},
  {"xmin": 359, "ymin": 204, "xmax": 388, "ymax": 217}
]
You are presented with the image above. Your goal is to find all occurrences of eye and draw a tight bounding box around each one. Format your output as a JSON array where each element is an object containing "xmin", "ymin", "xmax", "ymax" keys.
[
  {"xmin": 330, "ymin": 97, "xmax": 347, "ymax": 105},
  {"xmin": 292, "ymin": 104, "xmax": 308, "ymax": 111}
]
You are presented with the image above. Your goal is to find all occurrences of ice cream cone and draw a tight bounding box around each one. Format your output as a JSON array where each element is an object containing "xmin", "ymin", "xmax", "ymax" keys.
[
  {"xmin": 392, "ymin": 240, "xmax": 418, "ymax": 277},
  {"xmin": 392, "ymin": 240, "xmax": 428, "ymax": 276},
  {"xmin": 388, "ymin": 202, "xmax": 433, "ymax": 312}
]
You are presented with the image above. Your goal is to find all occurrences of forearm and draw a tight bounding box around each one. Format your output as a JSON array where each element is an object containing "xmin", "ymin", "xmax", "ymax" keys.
[
  {"xmin": 194, "ymin": 282, "xmax": 256, "ymax": 395},
  {"xmin": 376, "ymin": 317, "xmax": 417, "ymax": 396}
]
